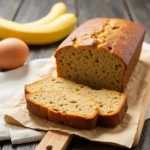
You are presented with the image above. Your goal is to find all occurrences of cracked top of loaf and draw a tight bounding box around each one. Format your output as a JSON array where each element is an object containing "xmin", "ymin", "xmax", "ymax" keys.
[{"xmin": 56, "ymin": 18, "xmax": 146, "ymax": 65}]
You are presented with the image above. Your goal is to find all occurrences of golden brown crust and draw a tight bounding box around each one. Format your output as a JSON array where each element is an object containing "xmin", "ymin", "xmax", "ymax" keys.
[
  {"xmin": 24, "ymin": 86, "xmax": 29, "ymax": 95},
  {"xmin": 56, "ymin": 18, "xmax": 109, "ymax": 48},
  {"xmin": 55, "ymin": 18, "xmax": 146, "ymax": 91},
  {"xmin": 56, "ymin": 18, "xmax": 145, "ymax": 65},
  {"xmin": 123, "ymin": 35, "xmax": 145, "ymax": 90},
  {"xmin": 25, "ymin": 93, "xmax": 99, "ymax": 130},
  {"xmin": 25, "ymin": 77, "xmax": 128, "ymax": 128}
]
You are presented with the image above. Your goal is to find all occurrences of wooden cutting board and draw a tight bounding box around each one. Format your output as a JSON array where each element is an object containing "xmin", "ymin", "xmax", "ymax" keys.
[
  {"xmin": 132, "ymin": 80, "xmax": 150, "ymax": 147},
  {"xmin": 35, "ymin": 82, "xmax": 150, "ymax": 150},
  {"xmin": 35, "ymin": 131, "xmax": 72, "ymax": 150}
]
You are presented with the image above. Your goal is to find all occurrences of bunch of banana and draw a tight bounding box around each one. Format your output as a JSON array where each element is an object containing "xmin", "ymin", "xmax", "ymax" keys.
[{"xmin": 0, "ymin": 2, "xmax": 77, "ymax": 45}]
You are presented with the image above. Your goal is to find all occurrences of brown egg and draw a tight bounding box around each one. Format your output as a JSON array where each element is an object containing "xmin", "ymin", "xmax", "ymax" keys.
[{"xmin": 0, "ymin": 38, "xmax": 29, "ymax": 69}]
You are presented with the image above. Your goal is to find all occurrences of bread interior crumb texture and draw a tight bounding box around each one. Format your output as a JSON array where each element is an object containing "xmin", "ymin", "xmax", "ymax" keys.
[
  {"xmin": 28, "ymin": 91, "xmax": 98, "ymax": 117},
  {"xmin": 27, "ymin": 77, "xmax": 125, "ymax": 114},
  {"xmin": 56, "ymin": 48, "xmax": 125, "ymax": 91}
]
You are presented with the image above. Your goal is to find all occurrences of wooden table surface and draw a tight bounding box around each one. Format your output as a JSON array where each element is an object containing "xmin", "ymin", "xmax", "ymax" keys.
[{"xmin": 0, "ymin": 0, "xmax": 150, "ymax": 149}]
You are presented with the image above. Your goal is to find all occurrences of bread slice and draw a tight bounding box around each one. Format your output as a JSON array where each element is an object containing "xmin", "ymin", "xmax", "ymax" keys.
[
  {"xmin": 25, "ymin": 90, "xmax": 99, "ymax": 129},
  {"xmin": 25, "ymin": 76, "xmax": 127, "ymax": 127}
]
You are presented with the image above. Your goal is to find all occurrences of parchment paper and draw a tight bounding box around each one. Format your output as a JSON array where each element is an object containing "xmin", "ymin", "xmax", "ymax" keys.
[{"xmin": 1, "ymin": 51, "xmax": 150, "ymax": 148}]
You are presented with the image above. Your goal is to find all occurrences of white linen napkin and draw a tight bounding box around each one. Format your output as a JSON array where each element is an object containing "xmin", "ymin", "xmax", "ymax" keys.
[
  {"xmin": 0, "ymin": 43, "xmax": 150, "ymax": 144},
  {"xmin": 0, "ymin": 59, "xmax": 50, "ymax": 144}
]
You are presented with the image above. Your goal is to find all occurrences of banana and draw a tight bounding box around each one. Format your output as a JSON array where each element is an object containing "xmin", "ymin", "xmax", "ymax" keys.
[
  {"xmin": 22, "ymin": 2, "xmax": 67, "ymax": 26},
  {"xmin": 0, "ymin": 13, "xmax": 77, "ymax": 45}
]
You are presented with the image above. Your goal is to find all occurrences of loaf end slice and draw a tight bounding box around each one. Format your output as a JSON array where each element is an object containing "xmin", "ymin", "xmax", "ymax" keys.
[{"xmin": 25, "ymin": 91, "xmax": 99, "ymax": 130}]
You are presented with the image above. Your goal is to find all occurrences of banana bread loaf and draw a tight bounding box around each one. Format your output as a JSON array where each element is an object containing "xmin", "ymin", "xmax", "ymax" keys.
[
  {"xmin": 54, "ymin": 18, "xmax": 146, "ymax": 92},
  {"xmin": 25, "ymin": 76, "xmax": 127, "ymax": 127}
]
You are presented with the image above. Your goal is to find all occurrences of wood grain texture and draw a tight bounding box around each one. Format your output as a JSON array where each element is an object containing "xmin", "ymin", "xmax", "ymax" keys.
[
  {"xmin": 137, "ymin": 120, "xmax": 150, "ymax": 150},
  {"xmin": 63, "ymin": 0, "xmax": 76, "ymax": 14},
  {"xmin": 124, "ymin": 0, "xmax": 150, "ymax": 42},
  {"xmin": 0, "ymin": 0, "xmax": 22, "ymax": 20},
  {"xmin": 15, "ymin": 0, "xmax": 59, "ymax": 23},
  {"xmin": 77, "ymin": 0, "xmax": 130, "ymax": 25},
  {"xmin": 35, "ymin": 131, "xmax": 72, "ymax": 150},
  {"xmin": 1, "ymin": 140, "xmax": 37, "ymax": 150},
  {"xmin": 1, "ymin": 140, "xmax": 17, "ymax": 150}
]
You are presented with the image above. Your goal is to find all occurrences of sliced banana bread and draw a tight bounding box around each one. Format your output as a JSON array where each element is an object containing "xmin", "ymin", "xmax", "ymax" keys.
[
  {"xmin": 54, "ymin": 18, "xmax": 145, "ymax": 92},
  {"xmin": 25, "ymin": 76, "xmax": 127, "ymax": 127},
  {"xmin": 26, "ymin": 90, "xmax": 99, "ymax": 129}
]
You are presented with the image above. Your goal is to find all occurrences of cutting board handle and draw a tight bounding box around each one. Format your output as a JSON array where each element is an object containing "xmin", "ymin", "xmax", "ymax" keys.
[{"xmin": 35, "ymin": 131, "xmax": 73, "ymax": 150}]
